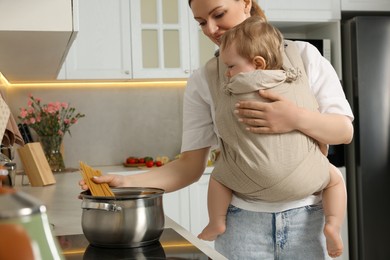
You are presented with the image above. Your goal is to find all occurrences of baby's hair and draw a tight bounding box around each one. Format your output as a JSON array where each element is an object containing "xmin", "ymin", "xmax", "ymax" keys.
[{"xmin": 220, "ymin": 16, "xmax": 284, "ymax": 69}]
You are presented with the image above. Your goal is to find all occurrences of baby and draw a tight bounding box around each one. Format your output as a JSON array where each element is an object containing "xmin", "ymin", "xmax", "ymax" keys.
[{"xmin": 198, "ymin": 16, "xmax": 345, "ymax": 258}]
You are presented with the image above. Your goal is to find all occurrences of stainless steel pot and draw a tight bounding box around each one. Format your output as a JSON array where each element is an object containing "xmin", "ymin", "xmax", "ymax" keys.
[{"xmin": 80, "ymin": 187, "xmax": 165, "ymax": 248}]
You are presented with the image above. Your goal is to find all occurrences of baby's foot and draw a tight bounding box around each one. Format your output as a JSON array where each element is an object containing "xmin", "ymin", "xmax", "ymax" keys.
[
  {"xmin": 324, "ymin": 222, "xmax": 343, "ymax": 258},
  {"xmin": 197, "ymin": 222, "xmax": 226, "ymax": 241}
]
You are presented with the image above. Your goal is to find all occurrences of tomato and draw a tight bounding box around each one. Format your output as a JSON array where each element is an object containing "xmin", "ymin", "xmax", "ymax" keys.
[
  {"xmin": 126, "ymin": 157, "xmax": 136, "ymax": 164},
  {"xmin": 155, "ymin": 161, "xmax": 163, "ymax": 167},
  {"xmin": 138, "ymin": 158, "xmax": 145, "ymax": 163},
  {"xmin": 127, "ymin": 158, "xmax": 136, "ymax": 164},
  {"xmin": 146, "ymin": 161, "xmax": 154, "ymax": 168}
]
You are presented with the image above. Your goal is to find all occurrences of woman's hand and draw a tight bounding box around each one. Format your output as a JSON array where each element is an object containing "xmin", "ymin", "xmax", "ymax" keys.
[
  {"xmin": 79, "ymin": 174, "xmax": 126, "ymax": 191},
  {"xmin": 235, "ymin": 90, "xmax": 299, "ymax": 134},
  {"xmin": 235, "ymin": 89, "xmax": 353, "ymax": 145}
]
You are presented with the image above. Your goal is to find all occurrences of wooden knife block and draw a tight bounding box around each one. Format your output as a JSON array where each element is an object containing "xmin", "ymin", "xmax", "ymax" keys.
[{"xmin": 18, "ymin": 142, "xmax": 56, "ymax": 187}]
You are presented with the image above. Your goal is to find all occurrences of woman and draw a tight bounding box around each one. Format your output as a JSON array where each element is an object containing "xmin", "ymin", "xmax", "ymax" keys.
[{"xmin": 80, "ymin": 0, "xmax": 354, "ymax": 259}]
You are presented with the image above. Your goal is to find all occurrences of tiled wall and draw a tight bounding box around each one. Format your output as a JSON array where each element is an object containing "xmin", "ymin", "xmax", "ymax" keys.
[{"xmin": 5, "ymin": 84, "xmax": 185, "ymax": 169}]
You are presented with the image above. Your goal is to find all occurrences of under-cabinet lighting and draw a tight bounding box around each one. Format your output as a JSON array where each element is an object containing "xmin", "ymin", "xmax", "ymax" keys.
[{"xmin": 0, "ymin": 73, "xmax": 187, "ymax": 88}]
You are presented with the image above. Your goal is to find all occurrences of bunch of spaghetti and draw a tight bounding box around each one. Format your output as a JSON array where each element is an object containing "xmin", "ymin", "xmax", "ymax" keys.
[{"xmin": 79, "ymin": 162, "xmax": 114, "ymax": 197}]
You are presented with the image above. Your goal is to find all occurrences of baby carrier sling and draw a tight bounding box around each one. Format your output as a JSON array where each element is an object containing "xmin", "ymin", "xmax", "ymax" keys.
[{"xmin": 205, "ymin": 40, "xmax": 330, "ymax": 202}]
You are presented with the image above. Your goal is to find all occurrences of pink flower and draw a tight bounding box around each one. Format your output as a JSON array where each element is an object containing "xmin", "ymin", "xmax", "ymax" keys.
[
  {"xmin": 46, "ymin": 103, "xmax": 57, "ymax": 114},
  {"xmin": 20, "ymin": 109, "xmax": 28, "ymax": 118},
  {"xmin": 18, "ymin": 95, "xmax": 84, "ymax": 137}
]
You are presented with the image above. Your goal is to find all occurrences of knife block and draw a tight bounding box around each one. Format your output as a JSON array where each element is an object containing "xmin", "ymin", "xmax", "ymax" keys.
[{"xmin": 17, "ymin": 142, "xmax": 56, "ymax": 187}]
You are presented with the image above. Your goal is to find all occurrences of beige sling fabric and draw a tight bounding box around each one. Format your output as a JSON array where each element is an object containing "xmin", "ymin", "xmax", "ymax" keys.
[{"xmin": 205, "ymin": 40, "xmax": 330, "ymax": 202}]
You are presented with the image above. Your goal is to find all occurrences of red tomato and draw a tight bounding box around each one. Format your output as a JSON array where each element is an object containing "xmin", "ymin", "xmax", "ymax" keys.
[
  {"xmin": 126, "ymin": 157, "xmax": 135, "ymax": 164},
  {"xmin": 138, "ymin": 158, "xmax": 145, "ymax": 163},
  {"xmin": 128, "ymin": 158, "xmax": 136, "ymax": 164},
  {"xmin": 146, "ymin": 161, "xmax": 154, "ymax": 168},
  {"xmin": 155, "ymin": 161, "xmax": 163, "ymax": 167}
]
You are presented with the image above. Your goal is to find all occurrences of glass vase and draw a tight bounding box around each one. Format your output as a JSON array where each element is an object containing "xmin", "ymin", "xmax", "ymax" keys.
[{"xmin": 39, "ymin": 135, "xmax": 65, "ymax": 172}]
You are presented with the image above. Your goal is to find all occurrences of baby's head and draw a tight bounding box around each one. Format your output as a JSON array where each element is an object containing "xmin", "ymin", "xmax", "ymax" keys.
[{"xmin": 220, "ymin": 16, "xmax": 284, "ymax": 78}]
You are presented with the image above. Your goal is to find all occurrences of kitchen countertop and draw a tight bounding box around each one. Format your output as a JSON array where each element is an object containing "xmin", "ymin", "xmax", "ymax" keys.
[{"xmin": 14, "ymin": 166, "xmax": 225, "ymax": 259}]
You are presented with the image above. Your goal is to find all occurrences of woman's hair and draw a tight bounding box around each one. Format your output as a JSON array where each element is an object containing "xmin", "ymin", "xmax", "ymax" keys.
[
  {"xmin": 188, "ymin": 0, "xmax": 266, "ymax": 20},
  {"xmin": 220, "ymin": 16, "xmax": 284, "ymax": 69}
]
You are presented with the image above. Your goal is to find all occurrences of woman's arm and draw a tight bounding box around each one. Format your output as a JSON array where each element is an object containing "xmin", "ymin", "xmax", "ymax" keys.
[
  {"xmin": 80, "ymin": 147, "xmax": 210, "ymax": 193},
  {"xmin": 235, "ymin": 90, "xmax": 353, "ymax": 145}
]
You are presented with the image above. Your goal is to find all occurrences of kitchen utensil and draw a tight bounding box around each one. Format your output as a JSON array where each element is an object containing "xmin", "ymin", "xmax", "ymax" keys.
[{"xmin": 80, "ymin": 187, "xmax": 165, "ymax": 248}]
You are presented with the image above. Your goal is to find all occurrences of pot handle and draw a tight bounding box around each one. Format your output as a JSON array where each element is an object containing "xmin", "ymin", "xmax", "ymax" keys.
[{"xmin": 81, "ymin": 201, "xmax": 122, "ymax": 212}]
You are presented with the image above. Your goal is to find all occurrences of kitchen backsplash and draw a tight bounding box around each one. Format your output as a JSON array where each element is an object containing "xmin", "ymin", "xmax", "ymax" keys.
[{"xmin": 5, "ymin": 83, "xmax": 185, "ymax": 169}]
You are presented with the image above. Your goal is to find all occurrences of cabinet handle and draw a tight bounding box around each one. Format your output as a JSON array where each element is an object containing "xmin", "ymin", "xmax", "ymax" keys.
[
  {"xmin": 184, "ymin": 69, "xmax": 190, "ymax": 74},
  {"xmin": 124, "ymin": 70, "xmax": 130, "ymax": 75}
]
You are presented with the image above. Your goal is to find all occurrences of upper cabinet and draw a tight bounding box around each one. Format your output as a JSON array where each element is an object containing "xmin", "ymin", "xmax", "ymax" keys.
[
  {"xmin": 341, "ymin": 0, "xmax": 390, "ymax": 11},
  {"xmin": 259, "ymin": 0, "xmax": 340, "ymax": 22},
  {"xmin": 130, "ymin": 0, "xmax": 191, "ymax": 78},
  {"xmin": 59, "ymin": 0, "xmax": 343, "ymax": 80},
  {"xmin": 59, "ymin": 0, "xmax": 203, "ymax": 80},
  {"xmin": 0, "ymin": 0, "xmax": 77, "ymax": 83},
  {"xmin": 58, "ymin": 0, "xmax": 132, "ymax": 80}
]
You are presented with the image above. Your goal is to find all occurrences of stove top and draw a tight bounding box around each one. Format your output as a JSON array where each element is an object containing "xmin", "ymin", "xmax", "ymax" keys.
[{"xmin": 57, "ymin": 228, "xmax": 211, "ymax": 260}]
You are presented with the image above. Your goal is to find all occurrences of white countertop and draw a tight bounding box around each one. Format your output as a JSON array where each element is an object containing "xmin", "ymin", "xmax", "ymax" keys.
[{"xmin": 14, "ymin": 166, "xmax": 225, "ymax": 259}]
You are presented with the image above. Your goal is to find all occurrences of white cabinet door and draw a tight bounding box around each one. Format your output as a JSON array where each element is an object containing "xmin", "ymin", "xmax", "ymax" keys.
[
  {"xmin": 259, "ymin": 0, "xmax": 340, "ymax": 21},
  {"xmin": 188, "ymin": 174, "xmax": 214, "ymax": 248},
  {"xmin": 130, "ymin": 0, "xmax": 192, "ymax": 79},
  {"xmin": 163, "ymin": 188, "xmax": 190, "ymax": 231},
  {"xmin": 59, "ymin": 0, "xmax": 132, "ymax": 79},
  {"xmin": 341, "ymin": 0, "xmax": 390, "ymax": 11}
]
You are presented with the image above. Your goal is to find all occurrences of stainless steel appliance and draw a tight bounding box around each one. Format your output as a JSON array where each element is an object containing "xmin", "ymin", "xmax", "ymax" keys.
[{"xmin": 342, "ymin": 16, "xmax": 390, "ymax": 260}]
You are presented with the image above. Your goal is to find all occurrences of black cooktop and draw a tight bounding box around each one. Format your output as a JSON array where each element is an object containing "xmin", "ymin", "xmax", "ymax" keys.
[{"xmin": 57, "ymin": 228, "xmax": 211, "ymax": 260}]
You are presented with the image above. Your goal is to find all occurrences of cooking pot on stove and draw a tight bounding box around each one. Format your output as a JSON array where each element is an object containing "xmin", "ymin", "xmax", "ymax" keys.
[{"xmin": 80, "ymin": 187, "xmax": 165, "ymax": 248}]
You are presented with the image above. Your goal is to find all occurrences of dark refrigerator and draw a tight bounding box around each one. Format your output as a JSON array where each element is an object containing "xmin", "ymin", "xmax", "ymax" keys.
[{"xmin": 342, "ymin": 16, "xmax": 390, "ymax": 260}]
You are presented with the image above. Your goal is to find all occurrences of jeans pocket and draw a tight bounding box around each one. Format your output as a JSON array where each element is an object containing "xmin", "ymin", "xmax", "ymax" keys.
[
  {"xmin": 304, "ymin": 202, "xmax": 323, "ymax": 213},
  {"xmin": 227, "ymin": 204, "xmax": 242, "ymax": 215}
]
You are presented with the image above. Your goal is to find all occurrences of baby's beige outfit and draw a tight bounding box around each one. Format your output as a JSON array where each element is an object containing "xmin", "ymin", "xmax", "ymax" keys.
[{"xmin": 205, "ymin": 41, "xmax": 330, "ymax": 202}]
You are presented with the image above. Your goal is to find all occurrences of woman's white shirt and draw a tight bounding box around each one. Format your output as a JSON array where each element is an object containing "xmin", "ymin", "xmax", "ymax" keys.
[{"xmin": 181, "ymin": 41, "xmax": 354, "ymax": 213}]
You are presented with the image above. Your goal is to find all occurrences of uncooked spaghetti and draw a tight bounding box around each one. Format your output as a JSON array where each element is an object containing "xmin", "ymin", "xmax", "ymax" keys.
[{"xmin": 79, "ymin": 162, "xmax": 114, "ymax": 197}]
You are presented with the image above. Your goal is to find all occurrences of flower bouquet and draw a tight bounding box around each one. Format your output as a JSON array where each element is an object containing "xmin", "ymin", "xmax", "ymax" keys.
[{"xmin": 18, "ymin": 95, "xmax": 85, "ymax": 172}]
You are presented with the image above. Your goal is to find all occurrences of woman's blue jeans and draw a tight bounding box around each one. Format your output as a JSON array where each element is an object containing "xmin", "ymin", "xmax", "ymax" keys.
[{"xmin": 215, "ymin": 203, "xmax": 331, "ymax": 260}]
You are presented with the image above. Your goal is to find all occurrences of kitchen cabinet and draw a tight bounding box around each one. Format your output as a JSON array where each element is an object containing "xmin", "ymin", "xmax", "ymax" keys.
[
  {"xmin": 188, "ymin": 174, "xmax": 214, "ymax": 248},
  {"xmin": 0, "ymin": 0, "xmax": 77, "ymax": 82},
  {"xmin": 259, "ymin": 0, "xmax": 341, "ymax": 22},
  {"xmin": 162, "ymin": 173, "xmax": 213, "ymax": 247},
  {"xmin": 341, "ymin": 0, "xmax": 390, "ymax": 11},
  {"xmin": 59, "ymin": 0, "xmax": 343, "ymax": 80},
  {"xmin": 130, "ymin": 0, "xmax": 191, "ymax": 78},
  {"xmin": 59, "ymin": 0, "xmax": 212, "ymax": 80},
  {"xmin": 58, "ymin": 0, "xmax": 132, "ymax": 80},
  {"xmin": 163, "ymin": 187, "xmax": 191, "ymax": 231}
]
